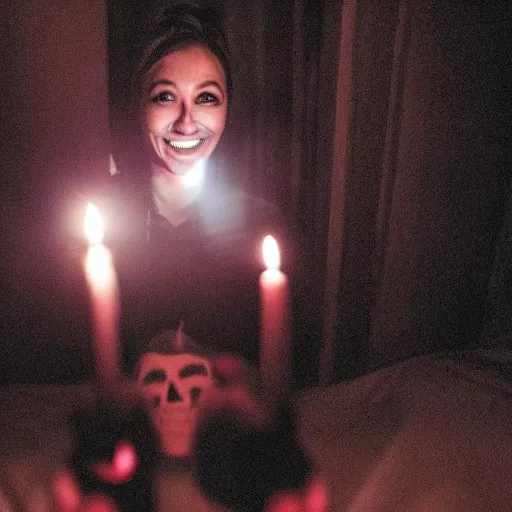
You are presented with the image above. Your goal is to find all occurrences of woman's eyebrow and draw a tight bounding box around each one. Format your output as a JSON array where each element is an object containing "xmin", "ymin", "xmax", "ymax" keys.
[
  {"xmin": 148, "ymin": 79, "xmax": 176, "ymax": 93},
  {"xmin": 197, "ymin": 80, "xmax": 223, "ymax": 91},
  {"xmin": 147, "ymin": 80, "xmax": 224, "ymax": 95}
]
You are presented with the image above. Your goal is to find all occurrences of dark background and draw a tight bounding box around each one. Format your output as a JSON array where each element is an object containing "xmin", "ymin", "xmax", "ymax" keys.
[{"xmin": 1, "ymin": 0, "xmax": 510, "ymax": 385}]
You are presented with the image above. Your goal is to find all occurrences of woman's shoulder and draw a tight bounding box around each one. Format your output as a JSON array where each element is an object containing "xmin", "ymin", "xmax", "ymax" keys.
[
  {"xmin": 197, "ymin": 183, "xmax": 295, "ymax": 272},
  {"xmin": 199, "ymin": 183, "xmax": 287, "ymax": 237}
]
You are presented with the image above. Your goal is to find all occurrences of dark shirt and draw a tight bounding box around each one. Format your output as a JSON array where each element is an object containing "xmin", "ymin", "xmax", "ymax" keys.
[{"xmin": 113, "ymin": 179, "xmax": 290, "ymax": 373}]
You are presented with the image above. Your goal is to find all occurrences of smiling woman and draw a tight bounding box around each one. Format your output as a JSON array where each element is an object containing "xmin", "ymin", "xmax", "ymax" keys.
[
  {"xmin": 131, "ymin": 5, "xmax": 231, "ymax": 225},
  {"xmin": 142, "ymin": 45, "xmax": 228, "ymax": 224},
  {"xmin": 106, "ymin": 4, "xmax": 291, "ymax": 379}
]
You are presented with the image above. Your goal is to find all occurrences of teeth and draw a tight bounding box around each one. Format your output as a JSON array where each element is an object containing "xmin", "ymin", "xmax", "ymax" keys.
[{"xmin": 164, "ymin": 139, "xmax": 204, "ymax": 149}]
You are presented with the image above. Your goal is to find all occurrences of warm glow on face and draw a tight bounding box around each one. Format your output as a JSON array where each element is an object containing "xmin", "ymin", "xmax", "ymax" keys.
[
  {"xmin": 263, "ymin": 235, "xmax": 280, "ymax": 270},
  {"xmin": 140, "ymin": 45, "xmax": 228, "ymax": 176},
  {"xmin": 84, "ymin": 203, "xmax": 104, "ymax": 245}
]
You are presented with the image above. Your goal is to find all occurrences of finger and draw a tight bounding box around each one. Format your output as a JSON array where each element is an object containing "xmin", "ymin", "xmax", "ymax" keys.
[
  {"xmin": 302, "ymin": 476, "xmax": 329, "ymax": 512},
  {"xmin": 91, "ymin": 440, "xmax": 139, "ymax": 484},
  {"xmin": 264, "ymin": 492, "xmax": 303, "ymax": 512},
  {"xmin": 211, "ymin": 354, "xmax": 250, "ymax": 387},
  {"xmin": 199, "ymin": 381, "xmax": 270, "ymax": 430},
  {"xmin": 205, "ymin": 355, "xmax": 277, "ymax": 427},
  {"xmin": 81, "ymin": 494, "xmax": 118, "ymax": 512},
  {"xmin": 52, "ymin": 469, "xmax": 81, "ymax": 512}
]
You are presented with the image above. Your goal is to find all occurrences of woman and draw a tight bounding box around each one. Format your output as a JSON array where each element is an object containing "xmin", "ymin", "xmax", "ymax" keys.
[
  {"xmin": 111, "ymin": 3, "xmax": 291, "ymax": 372},
  {"xmin": 132, "ymin": 2, "xmax": 232, "ymax": 227},
  {"xmin": 53, "ymin": 6, "xmax": 325, "ymax": 511}
]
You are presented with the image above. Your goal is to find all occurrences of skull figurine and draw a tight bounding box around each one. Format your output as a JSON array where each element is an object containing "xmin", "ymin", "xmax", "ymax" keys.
[{"xmin": 136, "ymin": 326, "xmax": 214, "ymax": 458}]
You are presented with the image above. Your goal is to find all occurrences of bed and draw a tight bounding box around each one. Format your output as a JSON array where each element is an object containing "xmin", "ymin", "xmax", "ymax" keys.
[{"xmin": 1, "ymin": 347, "xmax": 511, "ymax": 511}]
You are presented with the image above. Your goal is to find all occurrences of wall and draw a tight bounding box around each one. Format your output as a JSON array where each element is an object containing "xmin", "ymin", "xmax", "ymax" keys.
[{"xmin": 0, "ymin": 0, "xmax": 110, "ymax": 382}]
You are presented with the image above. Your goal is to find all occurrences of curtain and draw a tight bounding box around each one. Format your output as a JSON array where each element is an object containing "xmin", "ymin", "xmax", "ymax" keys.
[
  {"xmin": 0, "ymin": 0, "xmax": 509, "ymax": 384},
  {"xmin": 107, "ymin": 0, "xmax": 511, "ymax": 387},
  {"xmin": 321, "ymin": 0, "xmax": 511, "ymax": 383}
]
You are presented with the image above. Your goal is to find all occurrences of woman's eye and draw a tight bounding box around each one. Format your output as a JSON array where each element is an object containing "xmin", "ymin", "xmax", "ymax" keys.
[
  {"xmin": 151, "ymin": 91, "xmax": 174, "ymax": 103},
  {"xmin": 197, "ymin": 92, "xmax": 219, "ymax": 105}
]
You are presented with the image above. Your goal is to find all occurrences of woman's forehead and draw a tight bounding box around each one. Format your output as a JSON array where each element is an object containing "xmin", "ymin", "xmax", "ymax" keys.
[{"xmin": 143, "ymin": 44, "xmax": 227, "ymax": 90}]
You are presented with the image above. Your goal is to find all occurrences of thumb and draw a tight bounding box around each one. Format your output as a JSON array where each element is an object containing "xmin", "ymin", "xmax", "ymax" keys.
[
  {"xmin": 264, "ymin": 492, "xmax": 303, "ymax": 512},
  {"xmin": 52, "ymin": 469, "xmax": 81, "ymax": 512},
  {"xmin": 264, "ymin": 476, "xmax": 329, "ymax": 512},
  {"xmin": 81, "ymin": 495, "xmax": 118, "ymax": 512}
]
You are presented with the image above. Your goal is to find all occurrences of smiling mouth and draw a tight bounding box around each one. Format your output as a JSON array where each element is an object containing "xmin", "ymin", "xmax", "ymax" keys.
[{"xmin": 163, "ymin": 138, "xmax": 205, "ymax": 149}]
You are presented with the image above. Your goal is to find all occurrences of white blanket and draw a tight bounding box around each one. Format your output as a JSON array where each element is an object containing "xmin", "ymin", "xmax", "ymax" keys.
[
  {"xmin": 1, "ymin": 348, "xmax": 511, "ymax": 511},
  {"xmin": 298, "ymin": 348, "xmax": 512, "ymax": 511}
]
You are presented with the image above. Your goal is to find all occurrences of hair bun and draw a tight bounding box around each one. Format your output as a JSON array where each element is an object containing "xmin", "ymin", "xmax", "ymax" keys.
[
  {"xmin": 155, "ymin": 3, "xmax": 225, "ymax": 38},
  {"xmin": 134, "ymin": 2, "xmax": 232, "ymax": 102}
]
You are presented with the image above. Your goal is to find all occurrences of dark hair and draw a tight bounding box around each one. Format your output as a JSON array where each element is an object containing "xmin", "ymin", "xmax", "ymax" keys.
[{"xmin": 133, "ymin": 3, "xmax": 233, "ymax": 104}]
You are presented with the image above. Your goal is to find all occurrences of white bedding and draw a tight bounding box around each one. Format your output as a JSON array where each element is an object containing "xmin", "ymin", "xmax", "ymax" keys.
[
  {"xmin": 298, "ymin": 348, "xmax": 512, "ymax": 511},
  {"xmin": 1, "ymin": 348, "xmax": 511, "ymax": 511}
]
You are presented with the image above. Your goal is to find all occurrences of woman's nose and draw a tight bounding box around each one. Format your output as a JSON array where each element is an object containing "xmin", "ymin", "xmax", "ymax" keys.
[{"xmin": 173, "ymin": 103, "xmax": 196, "ymax": 135}]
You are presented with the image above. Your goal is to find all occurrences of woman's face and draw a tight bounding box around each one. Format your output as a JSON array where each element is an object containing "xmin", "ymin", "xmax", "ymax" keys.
[{"xmin": 140, "ymin": 44, "xmax": 228, "ymax": 176}]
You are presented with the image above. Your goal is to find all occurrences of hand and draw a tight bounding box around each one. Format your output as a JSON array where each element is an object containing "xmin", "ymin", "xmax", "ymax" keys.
[
  {"xmin": 53, "ymin": 468, "xmax": 118, "ymax": 512},
  {"xmin": 264, "ymin": 476, "xmax": 328, "ymax": 512},
  {"xmin": 194, "ymin": 355, "xmax": 328, "ymax": 512},
  {"xmin": 56, "ymin": 386, "xmax": 157, "ymax": 512},
  {"xmin": 53, "ymin": 469, "xmax": 327, "ymax": 512},
  {"xmin": 53, "ymin": 436, "xmax": 145, "ymax": 512}
]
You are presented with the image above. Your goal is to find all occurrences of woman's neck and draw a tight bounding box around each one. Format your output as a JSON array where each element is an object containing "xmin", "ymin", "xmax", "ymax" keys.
[{"xmin": 150, "ymin": 166, "xmax": 205, "ymax": 227}]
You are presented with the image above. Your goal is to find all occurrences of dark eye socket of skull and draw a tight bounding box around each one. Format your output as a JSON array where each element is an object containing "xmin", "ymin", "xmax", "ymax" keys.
[
  {"xmin": 190, "ymin": 387, "xmax": 202, "ymax": 406},
  {"xmin": 142, "ymin": 369, "xmax": 166, "ymax": 385},
  {"xmin": 179, "ymin": 364, "xmax": 208, "ymax": 379}
]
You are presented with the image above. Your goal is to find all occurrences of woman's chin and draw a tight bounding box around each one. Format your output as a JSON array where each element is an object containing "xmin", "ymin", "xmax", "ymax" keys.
[{"xmin": 152, "ymin": 163, "xmax": 191, "ymax": 179}]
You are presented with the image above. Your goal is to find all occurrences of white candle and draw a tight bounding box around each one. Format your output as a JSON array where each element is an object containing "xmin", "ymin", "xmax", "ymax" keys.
[
  {"xmin": 83, "ymin": 203, "xmax": 120, "ymax": 388},
  {"xmin": 259, "ymin": 235, "xmax": 291, "ymax": 399}
]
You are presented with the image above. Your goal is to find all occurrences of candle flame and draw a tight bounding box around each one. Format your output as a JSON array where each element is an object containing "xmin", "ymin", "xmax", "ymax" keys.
[
  {"xmin": 263, "ymin": 235, "xmax": 280, "ymax": 270},
  {"xmin": 84, "ymin": 203, "xmax": 104, "ymax": 245}
]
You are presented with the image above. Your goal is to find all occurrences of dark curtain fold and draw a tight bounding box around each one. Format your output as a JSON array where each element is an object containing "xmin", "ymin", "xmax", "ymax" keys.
[
  {"xmin": 367, "ymin": 0, "xmax": 511, "ymax": 371},
  {"xmin": 108, "ymin": 0, "xmax": 511, "ymax": 387},
  {"xmin": 483, "ymin": 192, "xmax": 512, "ymax": 345},
  {"xmin": 321, "ymin": 0, "xmax": 511, "ymax": 383}
]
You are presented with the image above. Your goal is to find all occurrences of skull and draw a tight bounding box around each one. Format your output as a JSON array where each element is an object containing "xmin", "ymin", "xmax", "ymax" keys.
[{"xmin": 137, "ymin": 334, "xmax": 214, "ymax": 458}]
